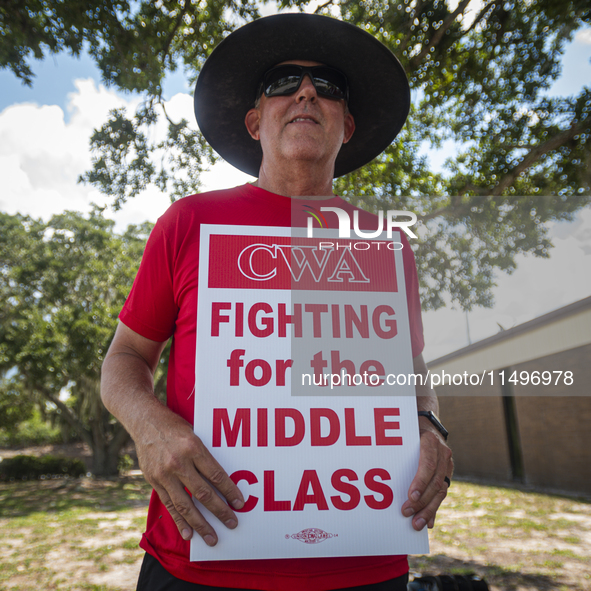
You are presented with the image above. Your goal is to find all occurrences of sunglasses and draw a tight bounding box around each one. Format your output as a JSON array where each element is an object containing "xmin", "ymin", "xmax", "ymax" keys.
[{"xmin": 259, "ymin": 65, "xmax": 349, "ymax": 102}]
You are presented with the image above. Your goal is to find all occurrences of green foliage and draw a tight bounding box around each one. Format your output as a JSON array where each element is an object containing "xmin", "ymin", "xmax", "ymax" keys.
[
  {"xmin": 117, "ymin": 453, "xmax": 134, "ymax": 473},
  {"xmin": 1, "ymin": 0, "xmax": 261, "ymax": 91},
  {"xmin": 327, "ymin": 0, "xmax": 591, "ymax": 310},
  {"xmin": 1, "ymin": 0, "xmax": 261, "ymax": 205},
  {"xmin": 0, "ymin": 454, "xmax": 86, "ymax": 480},
  {"xmin": 0, "ymin": 209, "xmax": 154, "ymax": 475},
  {"xmin": 3, "ymin": 0, "xmax": 591, "ymax": 310},
  {"xmin": 79, "ymin": 107, "xmax": 216, "ymax": 208},
  {"xmin": 0, "ymin": 408, "xmax": 63, "ymax": 448},
  {"xmin": 85, "ymin": 0, "xmax": 591, "ymax": 310},
  {"xmin": 0, "ymin": 0, "xmax": 117, "ymax": 85},
  {"xmin": 0, "ymin": 376, "xmax": 35, "ymax": 431}
]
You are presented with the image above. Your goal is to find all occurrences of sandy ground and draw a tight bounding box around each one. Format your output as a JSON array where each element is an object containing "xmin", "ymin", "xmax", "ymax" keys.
[{"xmin": 1, "ymin": 445, "xmax": 589, "ymax": 590}]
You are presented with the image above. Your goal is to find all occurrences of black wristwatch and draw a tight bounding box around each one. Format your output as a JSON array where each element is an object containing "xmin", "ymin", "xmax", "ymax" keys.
[{"xmin": 418, "ymin": 410, "xmax": 449, "ymax": 441}]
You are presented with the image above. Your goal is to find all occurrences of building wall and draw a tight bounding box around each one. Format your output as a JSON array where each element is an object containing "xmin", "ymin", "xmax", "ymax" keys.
[
  {"xmin": 512, "ymin": 343, "xmax": 591, "ymax": 493},
  {"xmin": 433, "ymin": 343, "xmax": 591, "ymax": 494},
  {"xmin": 437, "ymin": 384, "xmax": 512, "ymax": 482},
  {"xmin": 514, "ymin": 396, "xmax": 591, "ymax": 492}
]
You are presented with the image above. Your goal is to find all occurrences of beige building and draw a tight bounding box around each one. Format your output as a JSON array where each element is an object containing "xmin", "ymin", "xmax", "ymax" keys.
[{"xmin": 428, "ymin": 296, "xmax": 591, "ymax": 495}]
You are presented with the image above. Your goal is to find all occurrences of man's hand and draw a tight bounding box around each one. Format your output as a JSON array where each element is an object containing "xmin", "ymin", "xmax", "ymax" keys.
[
  {"xmin": 402, "ymin": 353, "xmax": 453, "ymax": 531},
  {"xmin": 136, "ymin": 409, "xmax": 245, "ymax": 546},
  {"xmin": 101, "ymin": 322, "xmax": 245, "ymax": 546},
  {"xmin": 401, "ymin": 427, "xmax": 452, "ymax": 530}
]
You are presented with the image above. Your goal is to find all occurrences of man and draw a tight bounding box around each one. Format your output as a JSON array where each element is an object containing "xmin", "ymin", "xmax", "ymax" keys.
[{"xmin": 101, "ymin": 13, "xmax": 453, "ymax": 591}]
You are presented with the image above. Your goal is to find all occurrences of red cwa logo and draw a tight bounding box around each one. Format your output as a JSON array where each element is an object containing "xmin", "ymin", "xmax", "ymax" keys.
[{"xmin": 237, "ymin": 243, "xmax": 369, "ymax": 284}]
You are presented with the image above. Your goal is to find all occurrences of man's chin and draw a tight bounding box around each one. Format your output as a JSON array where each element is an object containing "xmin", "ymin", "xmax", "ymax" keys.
[{"xmin": 281, "ymin": 141, "xmax": 341, "ymax": 166}]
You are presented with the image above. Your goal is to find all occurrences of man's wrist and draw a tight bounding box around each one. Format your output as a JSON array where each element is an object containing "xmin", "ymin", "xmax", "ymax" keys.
[
  {"xmin": 418, "ymin": 419, "xmax": 445, "ymax": 444},
  {"xmin": 418, "ymin": 410, "xmax": 449, "ymax": 441}
]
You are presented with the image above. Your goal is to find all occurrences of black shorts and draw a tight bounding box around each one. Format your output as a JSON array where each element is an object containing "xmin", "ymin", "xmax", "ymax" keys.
[{"xmin": 136, "ymin": 553, "xmax": 409, "ymax": 591}]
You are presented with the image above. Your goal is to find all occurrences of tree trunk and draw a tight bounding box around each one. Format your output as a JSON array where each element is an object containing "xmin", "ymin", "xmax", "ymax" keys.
[
  {"xmin": 91, "ymin": 440, "xmax": 120, "ymax": 477},
  {"xmin": 90, "ymin": 421, "xmax": 131, "ymax": 477}
]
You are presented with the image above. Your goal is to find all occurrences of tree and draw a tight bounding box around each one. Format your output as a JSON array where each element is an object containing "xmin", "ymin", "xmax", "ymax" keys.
[
  {"xmin": 2, "ymin": 0, "xmax": 590, "ymax": 311},
  {"xmin": 327, "ymin": 0, "xmax": 591, "ymax": 309},
  {"xmin": 1, "ymin": 0, "xmax": 261, "ymax": 208},
  {"xmin": 0, "ymin": 209, "xmax": 167, "ymax": 476},
  {"xmin": 84, "ymin": 0, "xmax": 591, "ymax": 310},
  {"xmin": 1, "ymin": 0, "xmax": 259, "ymax": 90}
]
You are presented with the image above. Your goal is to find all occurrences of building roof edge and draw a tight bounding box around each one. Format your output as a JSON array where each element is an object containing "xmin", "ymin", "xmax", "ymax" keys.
[{"xmin": 428, "ymin": 295, "xmax": 591, "ymax": 366}]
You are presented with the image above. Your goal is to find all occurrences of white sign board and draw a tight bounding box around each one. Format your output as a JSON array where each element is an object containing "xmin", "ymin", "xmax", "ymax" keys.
[{"xmin": 191, "ymin": 225, "xmax": 428, "ymax": 561}]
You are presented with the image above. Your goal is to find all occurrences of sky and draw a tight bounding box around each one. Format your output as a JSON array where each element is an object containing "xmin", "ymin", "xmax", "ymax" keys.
[{"xmin": 0, "ymin": 10, "xmax": 590, "ymax": 363}]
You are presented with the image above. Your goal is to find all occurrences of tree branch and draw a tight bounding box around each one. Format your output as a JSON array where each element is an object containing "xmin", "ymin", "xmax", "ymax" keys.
[
  {"xmin": 34, "ymin": 383, "xmax": 93, "ymax": 448},
  {"xmin": 160, "ymin": 99, "xmax": 174, "ymax": 126},
  {"xmin": 159, "ymin": 4, "xmax": 189, "ymax": 70},
  {"xmin": 420, "ymin": 114, "xmax": 590, "ymax": 220},
  {"xmin": 400, "ymin": 0, "xmax": 424, "ymax": 52},
  {"xmin": 491, "ymin": 116, "xmax": 591, "ymax": 196},
  {"xmin": 465, "ymin": 0, "xmax": 498, "ymax": 35},
  {"xmin": 420, "ymin": 204, "xmax": 454, "ymax": 221},
  {"xmin": 419, "ymin": 194, "xmax": 472, "ymax": 221},
  {"xmin": 313, "ymin": 0, "xmax": 334, "ymax": 14},
  {"xmin": 410, "ymin": 0, "xmax": 472, "ymax": 67}
]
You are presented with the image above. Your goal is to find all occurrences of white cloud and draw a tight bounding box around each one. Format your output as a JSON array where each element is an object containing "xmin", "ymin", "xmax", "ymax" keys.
[
  {"xmin": 0, "ymin": 79, "xmax": 182, "ymax": 227},
  {"xmin": 164, "ymin": 92, "xmax": 196, "ymax": 125},
  {"xmin": 0, "ymin": 76, "xmax": 255, "ymax": 231},
  {"xmin": 0, "ymin": 101, "xmax": 95, "ymax": 218},
  {"xmin": 200, "ymin": 160, "xmax": 255, "ymax": 192},
  {"xmin": 67, "ymin": 78, "xmax": 132, "ymax": 130},
  {"xmin": 575, "ymin": 28, "xmax": 591, "ymax": 45}
]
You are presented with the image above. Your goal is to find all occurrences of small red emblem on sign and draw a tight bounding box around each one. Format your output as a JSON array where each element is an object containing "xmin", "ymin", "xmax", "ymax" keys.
[{"xmin": 285, "ymin": 528, "xmax": 338, "ymax": 544}]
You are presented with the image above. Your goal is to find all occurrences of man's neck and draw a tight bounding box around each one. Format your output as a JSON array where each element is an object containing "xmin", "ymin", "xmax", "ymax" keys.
[{"xmin": 255, "ymin": 160, "xmax": 335, "ymax": 199}]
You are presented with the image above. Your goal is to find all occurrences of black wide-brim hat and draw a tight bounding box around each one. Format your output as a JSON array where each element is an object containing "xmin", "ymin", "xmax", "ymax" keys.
[{"xmin": 194, "ymin": 13, "xmax": 410, "ymax": 178}]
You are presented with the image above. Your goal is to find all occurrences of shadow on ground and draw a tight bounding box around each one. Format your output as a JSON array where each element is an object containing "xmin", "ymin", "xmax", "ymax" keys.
[
  {"xmin": 0, "ymin": 476, "xmax": 151, "ymax": 517},
  {"xmin": 411, "ymin": 554, "xmax": 571, "ymax": 591}
]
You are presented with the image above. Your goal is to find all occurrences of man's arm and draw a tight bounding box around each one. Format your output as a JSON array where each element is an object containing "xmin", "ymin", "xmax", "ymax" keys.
[
  {"xmin": 101, "ymin": 322, "xmax": 245, "ymax": 546},
  {"xmin": 401, "ymin": 353, "xmax": 453, "ymax": 531}
]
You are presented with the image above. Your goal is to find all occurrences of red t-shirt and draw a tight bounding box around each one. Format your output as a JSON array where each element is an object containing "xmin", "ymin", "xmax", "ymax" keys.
[{"xmin": 120, "ymin": 184, "xmax": 424, "ymax": 590}]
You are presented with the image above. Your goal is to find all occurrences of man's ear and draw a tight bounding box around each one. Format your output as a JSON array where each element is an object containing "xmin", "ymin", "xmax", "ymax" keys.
[
  {"xmin": 245, "ymin": 108, "xmax": 261, "ymax": 140},
  {"xmin": 342, "ymin": 112, "xmax": 355, "ymax": 145}
]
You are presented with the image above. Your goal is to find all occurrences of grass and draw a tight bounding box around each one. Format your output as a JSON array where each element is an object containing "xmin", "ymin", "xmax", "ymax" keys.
[
  {"xmin": 1, "ymin": 477, "xmax": 590, "ymax": 590},
  {"xmin": 0, "ymin": 477, "xmax": 152, "ymax": 591},
  {"xmin": 408, "ymin": 481, "xmax": 591, "ymax": 590}
]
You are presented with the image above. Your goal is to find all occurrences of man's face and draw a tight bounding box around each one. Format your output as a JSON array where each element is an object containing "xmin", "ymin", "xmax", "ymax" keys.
[{"xmin": 245, "ymin": 60, "xmax": 355, "ymax": 172}]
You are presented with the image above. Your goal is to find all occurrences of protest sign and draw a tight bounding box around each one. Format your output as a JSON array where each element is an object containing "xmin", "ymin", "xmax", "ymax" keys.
[{"xmin": 191, "ymin": 225, "xmax": 428, "ymax": 561}]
